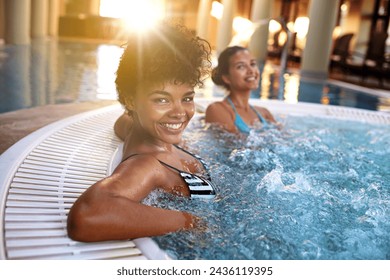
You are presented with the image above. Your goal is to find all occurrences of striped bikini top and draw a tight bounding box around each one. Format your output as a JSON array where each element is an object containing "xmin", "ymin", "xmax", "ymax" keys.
[
  {"xmin": 122, "ymin": 145, "xmax": 216, "ymax": 199},
  {"xmin": 227, "ymin": 97, "xmax": 268, "ymax": 134}
]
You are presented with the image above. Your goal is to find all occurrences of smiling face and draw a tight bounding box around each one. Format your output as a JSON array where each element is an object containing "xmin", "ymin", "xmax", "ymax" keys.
[
  {"xmin": 222, "ymin": 49, "xmax": 260, "ymax": 92},
  {"xmin": 133, "ymin": 81, "xmax": 195, "ymax": 145}
]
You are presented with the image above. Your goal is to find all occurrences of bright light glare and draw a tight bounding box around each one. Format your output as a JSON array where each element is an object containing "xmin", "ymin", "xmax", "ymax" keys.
[
  {"xmin": 333, "ymin": 26, "xmax": 342, "ymax": 39},
  {"xmin": 233, "ymin": 17, "xmax": 253, "ymax": 33},
  {"xmin": 231, "ymin": 17, "xmax": 254, "ymax": 45},
  {"xmin": 211, "ymin": 1, "xmax": 223, "ymax": 20},
  {"xmin": 293, "ymin": 17, "xmax": 309, "ymax": 39},
  {"xmin": 340, "ymin": 3, "xmax": 349, "ymax": 13},
  {"xmin": 96, "ymin": 45, "xmax": 122, "ymax": 100},
  {"xmin": 278, "ymin": 31, "xmax": 287, "ymax": 46},
  {"xmin": 287, "ymin": 21, "xmax": 294, "ymax": 31},
  {"xmin": 100, "ymin": 0, "xmax": 164, "ymax": 32},
  {"xmin": 268, "ymin": 19, "xmax": 282, "ymax": 33},
  {"xmin": 283, "ymin": 73, "xmax": 299, "ymax": 104}
]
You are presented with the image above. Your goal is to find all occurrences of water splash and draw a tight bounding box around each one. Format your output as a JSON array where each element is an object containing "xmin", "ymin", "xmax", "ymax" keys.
[{"xmin": 152, "ymin": 114, "xmax": 390, "ymax": 259}]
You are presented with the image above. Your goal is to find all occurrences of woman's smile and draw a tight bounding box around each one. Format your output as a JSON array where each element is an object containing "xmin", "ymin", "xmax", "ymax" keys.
[
  {"xmin": 159, "ymin": 121, "xmax": 185, "ymax": 131},
  {"xmin": 244, "ymin": 75, "xmax": 258, "ymax": 82}
]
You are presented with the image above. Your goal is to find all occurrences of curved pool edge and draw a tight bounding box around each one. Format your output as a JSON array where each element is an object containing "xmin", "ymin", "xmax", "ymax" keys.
[
  {"xmin": 0, "ymin": 104, "xmax": 149, "ymax": 260},
  {"xmin": 0, "ymin": 105, "xmax": 124, "ymax": 260}
]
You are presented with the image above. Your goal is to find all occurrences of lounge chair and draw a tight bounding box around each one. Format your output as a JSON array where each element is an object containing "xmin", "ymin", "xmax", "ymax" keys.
[
  {"xmin": 342, "ymin": 31, "xmax": 388, "ymax": 86},
  {"xmin": 329, "ymin": 33, "xmax": 354, "ymax": 71}
]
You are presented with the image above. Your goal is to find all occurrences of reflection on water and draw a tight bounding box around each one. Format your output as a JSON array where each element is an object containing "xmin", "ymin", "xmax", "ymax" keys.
[
  {"xmin": 0, "ymin": 45, "xmax": 31, "ymax": 112},
  {"xmin": 0, "ymin": 39, "xmax": 389, "ymax": 114},
  {"xmin": 0, "ymin": 39, "xmax": 121, "ymax": 114},
  {"xmin": 252, "ymin": 64, "xmax": 388, "ymax": 111}
]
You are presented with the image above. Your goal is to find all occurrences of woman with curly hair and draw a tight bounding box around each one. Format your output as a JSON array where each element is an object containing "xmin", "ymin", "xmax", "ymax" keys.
[
  {"xmin": 205, "ymin": 46, "xmax": 276, "ymax": 134},
  {"xmin": 67, "ymin": 21, "xmax": 214, "ymax": 242}
]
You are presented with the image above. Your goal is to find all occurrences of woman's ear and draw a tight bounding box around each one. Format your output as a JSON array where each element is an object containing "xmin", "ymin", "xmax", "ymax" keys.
[
  {"xmin": 221, "ymin": 74, "xmax": 231, "ymax": 86},
  {"xmin": 124, "ymin": 97, "xmax": 135, "ymax": 114}
]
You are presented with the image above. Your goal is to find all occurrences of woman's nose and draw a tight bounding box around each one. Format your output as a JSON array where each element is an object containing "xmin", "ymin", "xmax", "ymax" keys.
[
  {"xmin": 249, "ymin": 64, "xmax": 259, "ymax": 75},
  {"xmin": 170, "ymin": 102, "xmax": 186, "ymax": 117}
]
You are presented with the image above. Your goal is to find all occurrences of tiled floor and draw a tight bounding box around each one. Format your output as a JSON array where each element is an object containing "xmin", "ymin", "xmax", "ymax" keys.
[{"xmin": 0, "ymin": 100, "xmax": 118, "ymax": 154}]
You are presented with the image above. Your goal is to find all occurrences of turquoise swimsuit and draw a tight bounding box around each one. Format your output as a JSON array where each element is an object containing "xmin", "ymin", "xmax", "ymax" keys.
[{"xmin": 227, "ymin": 97, "xmax": 268, "ymax": 134}]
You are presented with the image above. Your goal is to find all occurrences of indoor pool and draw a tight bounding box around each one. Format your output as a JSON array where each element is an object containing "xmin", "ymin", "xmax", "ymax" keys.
[
  {"xmin": 1, "ymin": 40, "xmax": 389, "ymax": 114},
  {"xmin": 146, "ymin": 112, "xmax": 390, "ymax": 260}
]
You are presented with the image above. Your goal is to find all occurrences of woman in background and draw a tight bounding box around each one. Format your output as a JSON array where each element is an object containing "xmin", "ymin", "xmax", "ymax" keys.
[{"xmin": 205, "ymin": 46, "xmax": 277, "ymax": 134}]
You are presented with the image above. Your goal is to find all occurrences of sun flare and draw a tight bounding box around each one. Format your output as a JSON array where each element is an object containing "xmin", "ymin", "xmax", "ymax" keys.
[{"xmin": 100, "ymin": 0, "xmax": 165, "ymax": 33}]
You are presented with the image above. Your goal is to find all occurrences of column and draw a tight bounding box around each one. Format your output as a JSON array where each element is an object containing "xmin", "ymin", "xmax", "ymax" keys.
[
  {"xmin": 31, "ymin": 40, "xmax": 48, "ymax": 106},
  {"xmin": 0, "ymin": 0, "xmax": 5, "ymax": 40},
  {"xmin": 58, "ymin": 0, "xmax": 66, "ymax": 16},
  {"xmin": 216, "ymin": 0, "xmax": 236, "ymax": 54},
  {"xmin": 86, "ymin": 0, "xmax": 100, "ymax": 38},
  {"xmin": 46, "ymin": 39, "xmax": 58, "ymax": 104},
  {"xmin": 48, "ymin": 0, "xmax": 60, "ymax": 37},
  {"xmin": 248, "ymin": 0, "xmax": 273, "ymax": 64},
  {"xmin": 300, "ymin": 0, "xmax": 340, "ymax": 79},
  {"xmin": 87, "ymin": 0, "xmax": 100, "ymax": 15},
  {"xmin": 196, "ymin": 0, "xmax": 212, "ymax": 40},
  {"xmin": 4, "ymin": 0, "xmax": 31, "ymax": 44},
  {"xmin": 31, "ymin": 0, "xmax": 49, "ymax": 39}
]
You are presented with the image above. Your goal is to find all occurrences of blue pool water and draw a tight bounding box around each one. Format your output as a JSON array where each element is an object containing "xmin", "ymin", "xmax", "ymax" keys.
[
  {"xmin": 0, "ymin": 40, "xmax": 120, "ymax": 114},
  {"xmin": 1, "ymin": 40, "xmax": 389, "ymax": 114},
  {"xmin": 150, "ymin": 114, "xmax": 390, "ymax": 260}
]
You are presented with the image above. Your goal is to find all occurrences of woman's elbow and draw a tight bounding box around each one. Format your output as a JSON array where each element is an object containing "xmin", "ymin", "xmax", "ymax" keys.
[{"xmin": 67, "ymin": 204, "xmax": 94, "ymax": 242}]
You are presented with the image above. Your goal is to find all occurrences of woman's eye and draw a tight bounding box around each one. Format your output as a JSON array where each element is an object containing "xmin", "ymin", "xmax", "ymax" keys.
[
  {"xmin": 183, "ymin": 96, "xmax": 194, "ymax": 103},
  {"xmin": 154, "ymin": 98, "xmax": 169, "ymax": 104}
]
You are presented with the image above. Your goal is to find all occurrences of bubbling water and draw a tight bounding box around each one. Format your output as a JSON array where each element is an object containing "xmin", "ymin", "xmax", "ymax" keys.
[{"xmin": 151, "ymin": 114, "xmax": 390, "ymax": 260}]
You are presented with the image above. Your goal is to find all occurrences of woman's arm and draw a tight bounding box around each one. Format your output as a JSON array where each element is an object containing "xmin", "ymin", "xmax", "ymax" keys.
[
  {"xmin": 67, "ymin": 157, "xmax": 197, "ymax": 242},
  {"xmin": 67, "ymin": 185, "xmax": 195, "ymax": 241}
]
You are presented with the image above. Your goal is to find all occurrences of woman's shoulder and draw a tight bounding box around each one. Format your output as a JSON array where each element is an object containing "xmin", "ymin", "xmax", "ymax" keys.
[
  {"xmin": 206, "ymin": 100, "xmax": 225, "ymax": 110},
  {"xmin": 205, "ymin": 99, "xmax": 232, "ymax": 115},
  {"xmin": 253, "ymin": 105, "xmax": 276, "ymax": 123},
  {"xmin": 120, "ymin": 153, "xmax": 165, "ymax": 172},
  {"xmin": 114, "ymin": 112, "xmax": 133, "ymax": 141},
  {"xmin": 115, "ymin": 154, "xmax": 165, "ymax": 184},
  {"xmin": 252, "ymin": 105, "xmax": 270, "ymax": 114},
  {"xmin": 205, "ymin": 100, "xmax": 237, "ymax": 132}
]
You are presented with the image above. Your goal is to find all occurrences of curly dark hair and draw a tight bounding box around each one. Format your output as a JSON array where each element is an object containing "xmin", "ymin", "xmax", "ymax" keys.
[
  {"xmin": 211, "ymin": 46, "xmax": 247, "ymax": 90},
  {"xmin": 115, "ymin": 21, "xmax": 212, "ymax": 108}
]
